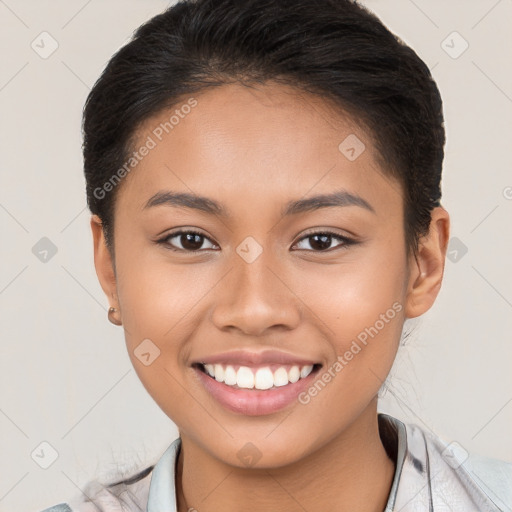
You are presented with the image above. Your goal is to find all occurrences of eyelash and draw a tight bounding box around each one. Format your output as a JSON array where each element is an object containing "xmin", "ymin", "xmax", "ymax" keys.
[{"xmin": 156, "ymin": 229, "xmax": 357, "ymax": 253}]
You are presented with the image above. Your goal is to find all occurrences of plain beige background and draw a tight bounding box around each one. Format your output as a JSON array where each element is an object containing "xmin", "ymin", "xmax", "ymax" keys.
[{"xmin": 0, "ymin": 0, "xmax": 511, "ymax": 510}]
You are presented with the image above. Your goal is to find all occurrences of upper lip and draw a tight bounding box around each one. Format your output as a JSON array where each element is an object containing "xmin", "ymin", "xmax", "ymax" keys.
[{"xmin": 194, "ymin": 350, "xmax": 320, "ymax": 367}]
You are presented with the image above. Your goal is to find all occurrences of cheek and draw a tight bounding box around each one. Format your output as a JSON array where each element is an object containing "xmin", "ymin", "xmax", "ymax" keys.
[
  {"xmin": 293, "ymin": 251, "xmax": 406, "ymax": 391},
  {"xmin": 126, "ymin": 354, "xmax": 199, "ymax": 433},
  {"xmin": 114, "ymin": 249, "xmax": 219, "ymax": 408},
  {"xmin": 294, "ymin": 246, "xmax": 406, "ymax": 338},
  {"xmin": 115, "ymin": 246, "xmax": 216, "ymax": 340}
]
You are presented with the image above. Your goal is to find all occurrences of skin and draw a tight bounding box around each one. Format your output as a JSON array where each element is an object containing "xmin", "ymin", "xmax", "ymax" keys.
[{"xmin": 91, "ymin": 82, "xmax": 450, "ymax": 512}]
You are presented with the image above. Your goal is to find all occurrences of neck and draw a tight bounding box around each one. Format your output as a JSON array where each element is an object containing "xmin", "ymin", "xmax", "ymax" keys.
[{"xmin": 176, "ymin": 399, "xmax": 396, "ymax": 512}]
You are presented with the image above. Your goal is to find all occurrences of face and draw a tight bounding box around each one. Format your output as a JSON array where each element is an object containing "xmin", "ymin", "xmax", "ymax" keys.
[{"xmin": 92, "ymin": 82, "xmax": 448, "ymax": 468}]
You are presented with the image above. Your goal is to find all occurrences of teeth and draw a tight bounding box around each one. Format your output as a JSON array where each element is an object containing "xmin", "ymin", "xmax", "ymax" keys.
[
  {"xmin": 288, "ymin": 365, "xmax": 300, "ymax": 383},
  {"xmin": 236, "ymin": 366, "xmax": 254, "ymax": 388},
  {"xmin": 254, "ymin": 367, "xmax": 274, "ymax": 390},
  {"xmin": 200, "ymin": 362, "xmax": 316, "ymax": 389},
  {"xmin": 273, "ymin": 367, "xmax": 289, "ymax": 387},
  {"xmin": 300, "ymin": 365, "xmax": 313, "ymax": 378},
  {"xmin": 214, "ymin": 364, "xmax": 224, "ymax": 382},
  {"xmin": 224, "ymin": 365, "xmax": 237, "ymax": 385}
]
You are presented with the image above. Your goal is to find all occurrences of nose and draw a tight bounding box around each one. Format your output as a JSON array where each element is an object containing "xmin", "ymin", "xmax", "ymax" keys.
[{"xmin": 210, "ymin": 250, "xmax": 302, "ymax": 337}]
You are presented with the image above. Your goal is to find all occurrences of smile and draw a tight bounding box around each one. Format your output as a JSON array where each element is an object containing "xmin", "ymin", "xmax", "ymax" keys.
[
  {"xmin": 198, "ymin": 362, "xmax": 316, "ymax": 389},
  {"xmin": 192, "ymin": 359, "xmax": 322, "ymax": 416}
]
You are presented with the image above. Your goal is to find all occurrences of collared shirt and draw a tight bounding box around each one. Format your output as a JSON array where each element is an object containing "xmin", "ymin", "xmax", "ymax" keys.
[{"xmin": 40, "ymin": 413, "xmax": 512, "ymax": 512}]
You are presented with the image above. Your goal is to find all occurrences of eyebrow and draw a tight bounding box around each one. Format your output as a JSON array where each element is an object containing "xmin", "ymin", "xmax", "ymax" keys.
[{"xmin": 142, "ymin": 189, "xmax": 376, "ymax": 217}]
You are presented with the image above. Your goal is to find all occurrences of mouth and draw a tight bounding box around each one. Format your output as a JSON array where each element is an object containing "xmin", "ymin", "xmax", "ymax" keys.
[
  {"xmin": 191, "ymin": 360, "xmax": 323, "ymax": 416},
  {"xmin": 192, "ymin": 362, "xmax": 323, "ymax": 390}
]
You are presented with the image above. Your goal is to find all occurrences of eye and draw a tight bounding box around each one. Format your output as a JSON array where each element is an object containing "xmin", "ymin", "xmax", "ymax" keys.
[
  {"xmin": 157, "ymin": 229, "xmax": 218, "ymax": 252},
  {"xmin": 157, "ymin": 229, "xmax": 356, "ymax": 253},
  {"xmin": 292, "ymin": 230, "xmax": 356, "ymax": 252}
]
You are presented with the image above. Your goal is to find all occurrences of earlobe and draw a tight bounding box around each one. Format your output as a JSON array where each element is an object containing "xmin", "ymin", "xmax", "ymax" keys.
[
  {"xmin": 90, "ymin": 214, "xmax": 122, "ymax": 324},
  {"xmin": 404, "ymin": 207, "xmax": 450, "ymax": 319}
]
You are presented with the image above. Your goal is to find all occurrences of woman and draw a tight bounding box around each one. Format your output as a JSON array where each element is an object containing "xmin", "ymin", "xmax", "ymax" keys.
[{"xmin": 40, "ymin": 0, "xmax": 511, "ymax": 510}]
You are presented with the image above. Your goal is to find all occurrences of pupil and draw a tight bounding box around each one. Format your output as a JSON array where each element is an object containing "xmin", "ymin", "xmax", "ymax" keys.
[
  {"xmin": 310, "ymin": 234, "xmax": 331, "ymax": 251},
  {"xmin": 182, "ymin": 233, "xmax": 202, "ymax": 250}
]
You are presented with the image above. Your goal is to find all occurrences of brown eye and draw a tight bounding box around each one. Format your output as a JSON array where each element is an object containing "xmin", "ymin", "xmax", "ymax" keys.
[
  {"xmin": 293, "ymin": 231, "xmax": 355, "ymax": 252},
  {"xmin": 159, "ymin": 230, "xmax": 217, "ymax": 252}
]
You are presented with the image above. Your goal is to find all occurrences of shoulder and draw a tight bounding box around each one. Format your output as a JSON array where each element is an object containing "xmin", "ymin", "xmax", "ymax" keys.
[
  {"xmin": 406, "ymin": 419, "xmax": 512, "ymax": 511},
  {"xmin": 37, "ymin": 437, "xmax": 182, "ymax": 512},
  {"xmin": 38, "ymin": 464, "xmax": 154, "ymax": 512},
  {"xmin": 462, "ymin": 450, "xmax": 512, "ymax": 510}
]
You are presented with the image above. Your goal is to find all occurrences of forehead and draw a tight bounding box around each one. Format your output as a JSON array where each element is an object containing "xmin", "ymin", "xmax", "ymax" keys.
[{"xmin": 115, "ymin": 82, "xmax": 400, "ymax": 218}]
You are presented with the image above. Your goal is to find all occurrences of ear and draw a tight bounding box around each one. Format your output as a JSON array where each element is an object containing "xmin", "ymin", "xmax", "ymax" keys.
[
  {"xmin": 404, "ymin": 206, "xmax": 450, "ymax": 319},
  {"xmin": 91, "ymin": 214, "xmax": 120, "ymax": 315}
]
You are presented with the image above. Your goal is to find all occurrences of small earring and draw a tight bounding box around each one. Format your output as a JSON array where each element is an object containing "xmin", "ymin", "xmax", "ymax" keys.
[{"xmin": 108, "ymin": 306, "xmax": 122, "ymax": 326}]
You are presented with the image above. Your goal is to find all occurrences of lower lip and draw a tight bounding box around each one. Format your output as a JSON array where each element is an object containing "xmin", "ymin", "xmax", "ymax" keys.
[{"xmin": 193, "ymin": 366, "xmax": 320, "ymax": 416}]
